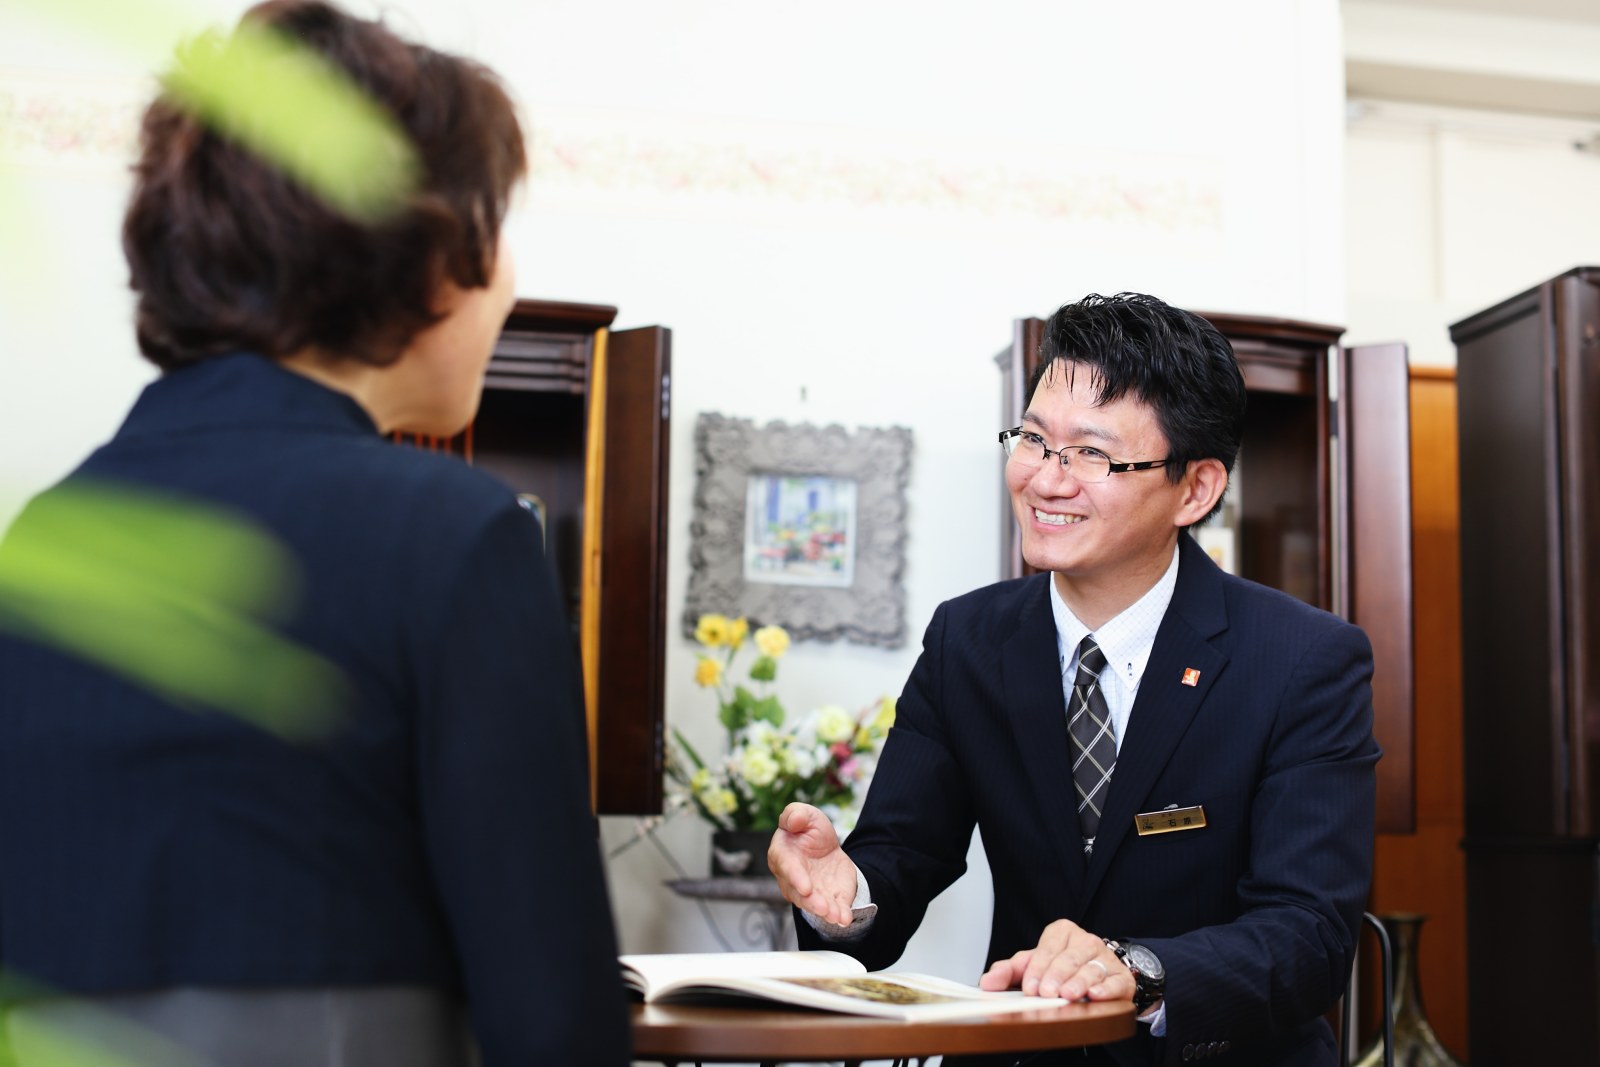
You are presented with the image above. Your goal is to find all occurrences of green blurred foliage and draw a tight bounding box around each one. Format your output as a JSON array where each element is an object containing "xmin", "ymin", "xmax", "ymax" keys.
[
  {"xmin": 162, "ymin": 20, "xmax": 420, "ymax": 222},
  {"xmin": 0, "ymin": 480, "xmax": 347, "ymax": 740},
  {"xmin": 0, "ymin": 980, "xmax": 210, "ymax": 1067}
]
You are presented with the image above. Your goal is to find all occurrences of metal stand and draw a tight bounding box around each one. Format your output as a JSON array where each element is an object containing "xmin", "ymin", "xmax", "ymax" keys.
[{"xmin": 666, "ymin": 877, "xmax": 794, "ymax": 951}]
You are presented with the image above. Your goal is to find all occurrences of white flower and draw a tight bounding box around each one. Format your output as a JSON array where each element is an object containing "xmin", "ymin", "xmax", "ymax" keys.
[
  {"xmin": 814, "ymin": 704, "xmax": 855, "ymax": 744},
  {"xmin": 743, "ymin": 721, "xmax": 777, "ymax": 748},
  {"xmin": 738, "ymin": 746, "xmax": 780, "ymax": 787},
  {"xmin": 703, "ymin": 788, "xmax": 738, "ymax": 817},
  {"xmin": 789, "ymin": 746, "xmax": 818, "ymax": 777}
]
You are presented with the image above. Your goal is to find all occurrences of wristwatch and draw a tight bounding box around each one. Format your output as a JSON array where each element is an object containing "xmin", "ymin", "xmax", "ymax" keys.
[{"xmin": 1104, "ymin": 939, "xmax": 1165, "ymax": 1013}]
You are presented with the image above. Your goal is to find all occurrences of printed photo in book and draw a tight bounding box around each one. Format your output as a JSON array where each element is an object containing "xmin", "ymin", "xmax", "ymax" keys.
[{"xmin": 620, "ymin": 950, "xmax": 1068, "ymax": 1022}]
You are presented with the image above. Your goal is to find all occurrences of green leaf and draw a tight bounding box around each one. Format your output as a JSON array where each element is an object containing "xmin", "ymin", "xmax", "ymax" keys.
[
  {"xmin": 162, "ymin": 23, "xmax": 420, "ymax": 223},
  {"xmin": 753, "ymin": 696, "xmax": 785, "ymax": 727},
  {"xmin": 672, "ymin": 728, "xmax": 708, "ymax": 772},
  {"xmin": 717, "ymin": 700, "xmax": 742, "ymax": 732},
  {"xmin": 0, "ymin": 479, "xmax": 347, "ymax": 740},
  {"xmin": 748, "ymin": 655, "xmax": 777, "ymax": 682}
]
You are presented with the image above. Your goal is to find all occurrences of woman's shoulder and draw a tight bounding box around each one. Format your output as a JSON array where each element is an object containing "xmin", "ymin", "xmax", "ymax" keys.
[{"xmin": 319, "ymin": 439, "xmax": 526, "ymax": 543}]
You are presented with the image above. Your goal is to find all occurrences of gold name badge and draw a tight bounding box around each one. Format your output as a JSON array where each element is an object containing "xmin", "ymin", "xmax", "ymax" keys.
[{"xmin": 1135, "ymin": 805, "xmax": 1207, "ymax": 836}]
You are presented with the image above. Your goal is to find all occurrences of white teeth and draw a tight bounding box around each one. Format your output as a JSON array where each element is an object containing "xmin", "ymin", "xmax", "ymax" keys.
[{"xmin": 1034, "ymin": 509, "xmax": 1083, "ymax": 526}]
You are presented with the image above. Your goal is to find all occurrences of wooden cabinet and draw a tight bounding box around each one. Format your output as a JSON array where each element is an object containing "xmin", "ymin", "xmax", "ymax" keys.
[
  {"xmin": 995, "ymin": 312, "xmax": 1415, "ymax": 832},
  {"xmin": 1450, "ymin": 267, "xmax": 1600, "ymax": 1065},
  {"xmin": 404, "ymin": 299, "xmax": 671, "ymax": 815}
]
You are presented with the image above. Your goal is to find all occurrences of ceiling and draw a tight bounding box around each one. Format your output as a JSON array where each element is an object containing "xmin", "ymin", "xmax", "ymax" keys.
[
  {"xmin": 1383, "ymin": 0, "xmax": 1600, "ymax": 24},
  {"xmin": 1344, "ymin": 1, "xmax": 1600, "ymax": 120}
]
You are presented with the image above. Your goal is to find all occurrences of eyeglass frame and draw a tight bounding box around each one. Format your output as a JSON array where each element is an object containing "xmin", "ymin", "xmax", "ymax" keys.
[{"xmin": 997, "ymin": 427, "xmax": 1176, "ymax": 479}]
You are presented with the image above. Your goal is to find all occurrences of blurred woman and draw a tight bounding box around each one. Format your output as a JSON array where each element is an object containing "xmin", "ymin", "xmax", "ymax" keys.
[{"xmin": 0, "ymin": 3, "xmax": 629, "ymax": 1064}]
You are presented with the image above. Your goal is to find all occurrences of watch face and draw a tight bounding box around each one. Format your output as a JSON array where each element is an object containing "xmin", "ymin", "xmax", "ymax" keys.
[{"xmin": 1127, "ymin": 943, "xmax": 1165, "ymax": 981}]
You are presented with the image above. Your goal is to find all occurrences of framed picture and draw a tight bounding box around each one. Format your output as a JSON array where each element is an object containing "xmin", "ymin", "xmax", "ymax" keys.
[
  {"xmin": 683, "ymin": 414, "xmax": 912, "ymax": 648},
  {"xmin": 743, "ymin": 474, "xmax": 857, "ymax": 588}
]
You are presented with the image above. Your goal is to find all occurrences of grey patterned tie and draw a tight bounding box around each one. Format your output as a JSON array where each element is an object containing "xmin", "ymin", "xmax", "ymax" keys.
[{"xmin": 1069, "ymin": 635, "xmax": 1116, "ymax": 853}]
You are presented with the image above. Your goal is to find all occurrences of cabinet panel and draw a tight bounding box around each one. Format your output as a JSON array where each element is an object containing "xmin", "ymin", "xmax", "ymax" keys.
[
  {"xmin": 397, "ymin": 299, "xmax": 670, "ymax": 815},
  {"xmin": 1343, "ymin": 342, "xmax": 1415, "ymax": 834},
  {"xmin": 592, "ymin": 326, "xmax": 672, "ymax": 814}
]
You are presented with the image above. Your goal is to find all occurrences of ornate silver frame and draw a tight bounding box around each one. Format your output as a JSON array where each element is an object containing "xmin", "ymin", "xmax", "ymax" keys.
[{"xmin": 682, "ymin": 414, "xmax": 911, "ymax": 648}]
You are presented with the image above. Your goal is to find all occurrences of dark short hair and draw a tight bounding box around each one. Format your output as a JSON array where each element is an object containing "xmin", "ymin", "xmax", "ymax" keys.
[
  {"xmin": 124, "ymin": 0, "xmax": 527, "ymax": 370},
  {"xmin": 1030, "ymin": 292, "xmax": 1246, "ymax": 524}
]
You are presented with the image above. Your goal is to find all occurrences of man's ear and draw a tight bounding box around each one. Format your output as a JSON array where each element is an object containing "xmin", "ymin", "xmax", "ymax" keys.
[{"xmin": 1174, "ymin": 458, "xmax": 1228, "ymax": 527}]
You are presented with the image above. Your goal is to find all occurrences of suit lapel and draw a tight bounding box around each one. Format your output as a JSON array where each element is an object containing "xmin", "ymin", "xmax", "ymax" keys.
[
  {"xmin": 1081, "ymin": 535, "xmax": 1231, "ymax": 906},
  {"xmin": 1001, "ymin": 574, "xmax": 1089, "ymax": 890}
]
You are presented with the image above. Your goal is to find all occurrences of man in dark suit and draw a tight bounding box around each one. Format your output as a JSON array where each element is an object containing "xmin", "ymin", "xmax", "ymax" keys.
[{"xmin": 771, "ymin": 292, "xmax": 1378, "ymax": 1066}]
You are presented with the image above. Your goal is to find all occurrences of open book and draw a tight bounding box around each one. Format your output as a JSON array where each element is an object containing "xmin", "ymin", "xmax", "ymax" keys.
[{"xmin": 620, "ymin": 950, "xmax": 1068, "ymax": 1021}]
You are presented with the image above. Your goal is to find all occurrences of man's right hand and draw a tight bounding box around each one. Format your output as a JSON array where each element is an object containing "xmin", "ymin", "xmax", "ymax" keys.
[{"xmin": 768, "ymin": 802, "xmax": 859, "ymax": 927}]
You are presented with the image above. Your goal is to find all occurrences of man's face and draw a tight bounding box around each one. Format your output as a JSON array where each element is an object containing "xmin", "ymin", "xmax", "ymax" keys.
[{"xmin": 1006, "ymin": 362, "xmax": 1193, "ymax": 606}]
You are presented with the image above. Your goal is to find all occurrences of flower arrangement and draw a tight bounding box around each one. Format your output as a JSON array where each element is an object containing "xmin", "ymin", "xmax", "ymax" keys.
[{"xmin": 669, "ymin": 613, "xmax": 895, "ymax": 834}]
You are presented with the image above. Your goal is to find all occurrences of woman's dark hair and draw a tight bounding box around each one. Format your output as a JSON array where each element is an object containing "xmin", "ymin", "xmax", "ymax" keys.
[
  {"xmin": 1029, "ymin": 292, "xmax": 1246, "ymax": 524},
  {"xmin": 124, "ymin": 0, "xmax": 527, "ymax": 370}
]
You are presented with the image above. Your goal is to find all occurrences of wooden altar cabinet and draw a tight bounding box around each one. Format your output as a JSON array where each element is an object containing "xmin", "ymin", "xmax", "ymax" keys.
[{"xmin": 402, "ymin": 299, "xmax": 671, "ymax": 815}]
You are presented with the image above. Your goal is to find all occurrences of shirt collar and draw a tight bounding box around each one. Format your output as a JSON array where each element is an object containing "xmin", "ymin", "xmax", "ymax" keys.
[{"xmin": 1049, "ymin": 544, "xmax": 1182, "ymax": 694}]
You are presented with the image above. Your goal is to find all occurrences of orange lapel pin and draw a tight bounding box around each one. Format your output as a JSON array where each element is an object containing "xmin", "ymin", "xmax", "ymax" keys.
[{"xmin": 1181, "ymin": 667, "xmax": 1201, "ymax": 687}]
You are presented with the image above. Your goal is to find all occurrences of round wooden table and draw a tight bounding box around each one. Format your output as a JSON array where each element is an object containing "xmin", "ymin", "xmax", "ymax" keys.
[{"xmin": 631, "ymin": 998, "xmax": 1136, "ymax": 1065}]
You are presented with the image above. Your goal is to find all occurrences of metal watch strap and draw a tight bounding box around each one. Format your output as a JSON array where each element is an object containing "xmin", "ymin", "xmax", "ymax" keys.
[{"xmin": 1104, "ymin": 938, "xmax": 1164, "ymax": 1013}]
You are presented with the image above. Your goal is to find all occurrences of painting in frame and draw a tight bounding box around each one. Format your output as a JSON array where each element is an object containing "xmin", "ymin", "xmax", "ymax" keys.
[{"xmin": 683, "ymin": 414, "xmax": 911, "ymax": 648}]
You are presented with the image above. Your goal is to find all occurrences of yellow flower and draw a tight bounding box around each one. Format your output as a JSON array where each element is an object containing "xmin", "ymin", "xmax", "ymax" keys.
[
  {"xmin": 694, "ymin": 656, "xmax": 723, "ymax": 688},
  {"xmin": 872, "ymin": 696, "xmax": 896, "ymax": 732},
  {"xmin": 815, "ymin": 704, "xmax": 854, "ymax": 744},
  {"xmin": 727, "ymin": 617, "xmax": 749, "ymax": 649},
  {"xmin": 695, "ymin": 613, "xmax": 731, "ymax": 648},
  {"xmin": 754, "ymin": 624, "xmax": 790, "ymax": 659},
  {"xmin": 690, "ymin": 768, "xmax": 713, "ymax": 793},
  {"xmin": 703, "ymin": 788, "xmax": 738, "ymax": 817}
]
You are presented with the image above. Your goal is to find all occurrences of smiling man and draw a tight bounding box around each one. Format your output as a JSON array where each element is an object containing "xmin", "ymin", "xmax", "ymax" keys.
[{"xmin": 770, "ymin": 292, "xmax": 1379, "ymax": 1067}]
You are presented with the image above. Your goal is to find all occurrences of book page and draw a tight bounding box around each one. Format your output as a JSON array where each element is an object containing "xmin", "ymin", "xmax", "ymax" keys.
[
  {"xmin": 620, "ymin": 950, "xmax": 866, "ymax": 998},
  {"xmin": 779, "ymin": 976, "xmax": 970, "ymax": 1005},
  {"xmin": 664, "ymin": 972, "xmax": 1068, "ymax": 1020}
]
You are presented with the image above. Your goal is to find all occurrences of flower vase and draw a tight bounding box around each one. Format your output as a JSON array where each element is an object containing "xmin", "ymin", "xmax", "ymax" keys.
[
  {"xmin": 1355, "ymin": 913, "xmax": 1466, "ymax": 1067},
  {"xmin": 710, "ymin": 829, "xmax": 773, "ymax": 878}
]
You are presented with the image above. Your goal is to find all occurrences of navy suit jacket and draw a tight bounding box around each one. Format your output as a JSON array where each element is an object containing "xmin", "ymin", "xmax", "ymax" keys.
[
  {"xmin": 0, "ymin": 354, "xmax": 629, "ymax": 1066},
  {"xmin": 800, "ymin": 534, "xmax": 1378, "ymax": 1067}
]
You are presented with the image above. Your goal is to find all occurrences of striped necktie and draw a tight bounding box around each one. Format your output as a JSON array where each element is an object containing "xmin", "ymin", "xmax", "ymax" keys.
[{"xmin": 1069, "ymin": 635, "xmax": 1116, "ymax": 853}]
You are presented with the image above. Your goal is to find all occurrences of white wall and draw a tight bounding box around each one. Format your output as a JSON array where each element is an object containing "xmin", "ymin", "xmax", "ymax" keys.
[
  {"xmin": 1, "ymin": 0, "xmax": 1347, "ymax": 983},
  {"xmin": 1344, "ymin": 98, "xmax": 1600, "ymax": 366}
]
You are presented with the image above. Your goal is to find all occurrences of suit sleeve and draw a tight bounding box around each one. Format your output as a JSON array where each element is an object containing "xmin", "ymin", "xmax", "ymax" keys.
[
  {"xmin": 412, "ymin": 503, "xmax": 629, "ymax": 1067},
  {"xmin": 796, "ymin": 601, "xmax": 978, "ymax": 970},
  {"xmin": 1140, "ymin": 619, "xmax": 1378, "ymax": 1059}
]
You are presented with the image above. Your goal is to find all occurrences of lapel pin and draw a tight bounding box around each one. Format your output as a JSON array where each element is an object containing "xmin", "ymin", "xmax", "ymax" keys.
[{"xmin": 1181, "ymin": 667, "xmax": 1201, "ymax": 687}]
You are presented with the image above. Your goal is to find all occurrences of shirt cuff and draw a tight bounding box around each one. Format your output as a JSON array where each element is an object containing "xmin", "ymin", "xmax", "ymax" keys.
[
  {"xmin": 1141, "ymin": 1002, "xmax": 1166, "ymax": 1035},
  {"xmin": 798, "ymin": 865, "xmax": 873, "ymax": 941}
]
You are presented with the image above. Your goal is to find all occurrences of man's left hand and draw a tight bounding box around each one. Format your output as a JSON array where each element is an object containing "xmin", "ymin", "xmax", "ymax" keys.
[{"xmin": 978, "ymin": 919, "xmax": 1133, "ymax": 1003}]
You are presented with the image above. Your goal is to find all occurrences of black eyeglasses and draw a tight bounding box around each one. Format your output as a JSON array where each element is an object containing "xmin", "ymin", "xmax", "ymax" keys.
[{"xmin": 998, "ymin": 428, "xmax": 1174, "ymax": 482}]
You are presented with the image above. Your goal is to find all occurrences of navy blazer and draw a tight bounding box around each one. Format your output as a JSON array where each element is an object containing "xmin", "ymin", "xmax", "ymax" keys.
[
  {"xmin": 801, "ymin": 534, "xmax": 1378, "ymax": 1067},
  {"xmin": 0, "ymin": 354, "xmax": 629, "ymax": 1066}
]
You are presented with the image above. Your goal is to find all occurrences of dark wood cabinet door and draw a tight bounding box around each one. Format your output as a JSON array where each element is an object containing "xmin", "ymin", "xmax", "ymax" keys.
[
  {"xmin": 1342, "ymin": 342, "xmax": 1415, "ymax": 834},
  {"xmin": 591, "ymin": 325, "xmax": 672, "ymax": 814},
  {"xmin": 426, "ymin": 300, "xmax": 671, "ymax": 815}
]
